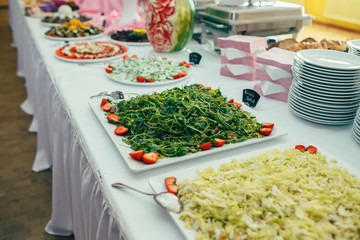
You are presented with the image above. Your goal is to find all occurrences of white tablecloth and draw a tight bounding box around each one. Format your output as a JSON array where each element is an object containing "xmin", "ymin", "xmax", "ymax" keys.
[{"xmin": 9, "ymin": 0, "xmax": 360, "ymax": 239}]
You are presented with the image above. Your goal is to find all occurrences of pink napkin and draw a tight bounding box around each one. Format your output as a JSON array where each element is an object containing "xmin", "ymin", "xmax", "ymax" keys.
[{"xmin": 253, "ymin": 82, "xmax": 289, "ymax": 102}]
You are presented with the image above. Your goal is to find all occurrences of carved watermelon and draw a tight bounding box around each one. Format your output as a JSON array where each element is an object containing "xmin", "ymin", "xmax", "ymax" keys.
[{"xmin": 145, "ymin": 0, "xmax": 195, "ymax": 52}]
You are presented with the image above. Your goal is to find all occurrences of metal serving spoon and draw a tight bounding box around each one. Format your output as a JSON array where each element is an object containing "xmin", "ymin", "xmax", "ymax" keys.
[{"xmin": 112, "ymin": 182, "xmax": 183, "ymax": 213}]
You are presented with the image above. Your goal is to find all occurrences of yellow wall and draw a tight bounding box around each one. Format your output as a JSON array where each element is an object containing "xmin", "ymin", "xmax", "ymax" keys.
[{"xmin": 281, "ymin": 0, "xmax": 360, "ymax": 32}]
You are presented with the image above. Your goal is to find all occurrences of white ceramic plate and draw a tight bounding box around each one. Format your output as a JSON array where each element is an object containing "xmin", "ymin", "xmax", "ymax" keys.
[
  {"xmin": 295, "ymin": 49, "xmax": 360, "ymax": 71},
  {"xmin": 293, "ymin": 59, "xmax": 360, "ymax": 75},
  {"xmin": 148, "ymin": 141, "xmax": 360, "ymax": 239},
  {"xmin": 292, "ymin": 76, "xmax": 360, "ymax": 91},
  {"xmin": 291, "ymin": 81, "xmax": 360, "ymax": 98},
  {"xmin": 347, "ymin": 40, "xmax": 360, "ymax": 50},
  {"xmin": 293, "ymin": 79, "xmax": 360, "ymax": 96},
  {"xmin": 288, "ymin": 89, "xmax": 360, "ymax": 109},
  {"xmin": 45, "ymin": 32, "xmax": 105, "ymax": 41},
  {"xmin": 88, "ymin": 95, "xmax": 288, "ymax": 173},
  {"xmin": 105, "ymin": 71, "xmax": 191, "ymax": 86},
  {"xmin": 292, "ymin": 64, "xmax": 360, "ymax": 81}
]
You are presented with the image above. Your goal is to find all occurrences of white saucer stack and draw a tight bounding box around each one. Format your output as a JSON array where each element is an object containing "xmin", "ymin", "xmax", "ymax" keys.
[
  {"xmin": 289, "ymin": 49, "xmax": 360, "ymax": 125},
  {"xmin": 353, "ymin": 106, "xmax": 360, "ymax": 143},
  {"xmin": 347, "ymin": 40, "xmax": 360, "ymax": 57}
]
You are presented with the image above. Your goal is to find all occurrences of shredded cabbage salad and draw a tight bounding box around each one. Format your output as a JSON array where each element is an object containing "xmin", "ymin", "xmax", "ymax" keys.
[
  {"xmin": 178, "ymin": 149, "xmax": 360, "ymax": 240},
  {"xmin": 109, "ymin": 56, "xmax": 188, "ymax": 82}
]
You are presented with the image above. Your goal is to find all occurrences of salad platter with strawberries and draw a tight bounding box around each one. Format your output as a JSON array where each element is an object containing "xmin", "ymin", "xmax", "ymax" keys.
[
  {"xmin": 149, "ymin": 141, "xmax": 360, "ymax": 240},
  {"xmin": 55, "ymin": 41, "xmax": 128, "ymax": 63},
  {"xmin": 89, "ymin": 85, "xmax": 287, "ymax": 172},
  {"xmin": 104, "ymin": 55, "xmax": 192, "ymax": 86}
]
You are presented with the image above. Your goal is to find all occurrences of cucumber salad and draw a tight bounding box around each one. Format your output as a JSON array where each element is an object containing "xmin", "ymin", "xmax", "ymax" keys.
[{"xmin": 106, "ymin": 55, "xmax": 190, "ymax": 83}]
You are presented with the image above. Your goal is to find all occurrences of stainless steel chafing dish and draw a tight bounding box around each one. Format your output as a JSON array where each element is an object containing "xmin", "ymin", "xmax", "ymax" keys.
[{"xmin": 198, "ymin": 1, "xmax": 313, "ymax": 45}]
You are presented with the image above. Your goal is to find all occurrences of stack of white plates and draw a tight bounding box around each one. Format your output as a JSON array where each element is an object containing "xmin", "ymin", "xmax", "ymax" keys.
[
  {"xmin": 347, "ymin": 40, "xmax": 360, "ymax": 57},
  {"xmin": 289, "ymin": 49, "xmax": 360, "ymax": 125},
  {"xmin": 353, "ymin": 106, "xmax": 360, "ymax": 143}
]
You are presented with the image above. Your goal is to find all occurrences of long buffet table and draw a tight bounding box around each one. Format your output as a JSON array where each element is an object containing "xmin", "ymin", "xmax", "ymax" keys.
[{"xmin": 9, "ymin": 0, "xmax": 360, "ymax": 239}]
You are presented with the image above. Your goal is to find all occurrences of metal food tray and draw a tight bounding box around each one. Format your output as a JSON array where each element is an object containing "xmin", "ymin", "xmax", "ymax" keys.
[{"xmin": 198, "ymin": 1, "xmax": 313, "ymax": 44}]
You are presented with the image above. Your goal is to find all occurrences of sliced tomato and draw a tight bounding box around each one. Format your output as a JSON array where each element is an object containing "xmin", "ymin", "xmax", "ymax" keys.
[
  {"xmin": 100, "ymin": 98, "xmax": 107, "ymax": 107},
  {"xmin": 136, "ymin": 76, "xmax": 145, "ymax": 82},
  {"xmin": 259, "ymin": 128, "xmax": 272, "ymax": 136},
  {"xmin": 200, "ymin": 142, "xmax": 211, "ymax": 150},
  {"xmin": 214, "ymin": 138, "xmax": 225, "ymax": 147},
  {"xmin": 107, "ymin": 114, "xmax": 119, "ymax": 123},
  {"xmin": 166, "ymin": 184, "xmax": 179, "ymax": 195},
  {"xmin": 142, "ymin": 152, "xmax": 159, "ymax": 164},
  {"xmin": 101, "ymin": 102, "xmax": 113, "ymax": 112},
  {"xmin": 105, "ymin": 67, "xmax": 113, "ymax": 74},
  {"xmin": 262, "ymin": 123, "xmax": 275, "ymax": 128},
  {"xmin": 129, "ymin": 150, "xmax": 144, "ymax": 160},
  {"xmin": 145, "ymin": 78, "xmax": 154, "ymax": 83},
  {"xmin": 114, "ymin": 126, "xmax": 128, "ymax": 135}
]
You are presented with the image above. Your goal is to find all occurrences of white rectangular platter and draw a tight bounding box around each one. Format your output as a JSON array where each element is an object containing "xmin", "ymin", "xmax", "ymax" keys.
[
  {"xmin": 148, "ymin": 140, "xmax": 360, "ymax": 239},
  {"xmin": 89, "ymin": 96, "xmax": 288, "ymax": 172}
]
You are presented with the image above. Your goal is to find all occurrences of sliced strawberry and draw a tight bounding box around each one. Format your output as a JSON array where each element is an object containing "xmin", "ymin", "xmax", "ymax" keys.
[
  {"xmin": 123, "ymin": 55, "xmax": 130, "ymax": 60},
  {"xmin": 198, "ymin": 84, "xmax": 204, "ymax": 87},
  {"xmin": 101, "ymin": 102, "xmax": 113, "ymax": 112},
  {"xmin": 205, "ymin": 87, "xmax": 211, "ymax": 90},
  {"xmin": 232, "ymin": 102, "xmax": 242, "ymax": 108},
  {"xmin": 165, "ymin": 176, "xmax": 176, "ymax": 186},
  {"xmin": 262, "ymin": 123, "xmax": 274, "ymax": 128},
  {"xmin": 173, "ymin": 73, "xmax": 181, "ymax": 79},
  {"xmin": 200, "ymin": 142, "xmax": 211, "ymax": 150},
  {"xmin": 142, "ymin": 152, "xmax": 159, "ymax": 164},
  {"xmin": 179, "ymin": 61, "xmax": 186, "ymax": 65},
  {"xmin": 306, "ymin": 145, "xmax": 317, "ymax": 154},
  {"xmin": 295, "ymin": 145, "xmax": 306, "ymax": 152},
  {"xmin": 114, "ymin": 126, "xmax": 128, "ymax": 135},
  {"xmin": 179, "ymin": 72, "xmax": 187, "ymax": 77},
  {"xmin": 162, "ymin": 57, "xmax": 167, "ymax": 60},
  {"xmin": 131, "ymin": 55, "xmax": 138, "ymax": 59},
  {"xmin": 214, "ymin": 138, "xmax": 225, "ymax": 147},
  {"xmin": 100, "ymin": 98, "xmax": 107, "ymax": 107},
  {"xmin": 136, "ymin": 76, "xmax": 145, "ymax": 82},
  {"xmin": 145, "ymin": 78, "xmax": 154, "ymax": 83},
  {"xmin": 105, "ymin": 67, "xmax": 113, "ymax": 74},
  {"xmin": 184, "ymin": 63, "xmax": 191, "ymax": 68},
  {"xmin": 226, "ymin": 98, "xmax": 234, "ymax": 103},
  {"xmin": 259, "ymin": 128, "xmax": 272, "ymax": 136},
  {"xmin": 166, "ymin": 184, "xmax": 179, "ymax": 195},
  {"xmin": 129, "ymin": 150, "xmax": 144, "ymax": 160},
  {"xmin": 107, "ymin": 114, "xmax": 119, "ymax": 123},
  {"xmin": 108, "ymin": 64, "xmax": 114, "ymax": 69}
]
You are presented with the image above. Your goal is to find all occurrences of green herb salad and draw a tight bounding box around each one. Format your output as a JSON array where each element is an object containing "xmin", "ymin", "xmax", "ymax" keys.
[
  {"xmin": 105, "ymin": 84, "xmax": 263, "ymax": 158},
  {"xmin": 177, "ymin": 148, "xmax": 360, "ymax": 240}
]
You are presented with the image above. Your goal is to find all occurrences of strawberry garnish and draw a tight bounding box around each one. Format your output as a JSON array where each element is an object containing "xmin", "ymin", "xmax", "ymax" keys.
[
  {"xmin": 101, "ymin": 102, "xmax": 113, "ymax": 112},
  {"xmin": 232, "ymin": 102, "xmax": 242, "ymax": 108},
  {"xmin": 107, "ymin": 114, "xmax": 119, "ymax": 123},
  {"xmin": 166, "ymin": 184, "xmax": 179, "ymax": 195},
  {"xmin": 136, "ymin": 76, "xmax": 145, "ymax": 82},
  {"xmin": 214, "ymin": 138, "xmax": 225, "ymax": 147},
  {"xmin": 262, "ymin": 123, "xmax": 274, "ymax": 128},
  {"xmin": 145, "ymin": 78, "xmax": 154, "ymax": 83},
  {"xmin": 129, "ymin": 150, "xmax": 144, "ymax": 160},
  {"xmin": 200, "ymin": 142, "xmax": 211, "ymax": 150},
  {"xmin": 295, "ymin": 145, "xmax": 306, "ymax": 152},
  {"xmin": 142, "ymin": 152, "xmax": 159, "ymax": 164},
  {"xmin": 105, "ymin": 67, "xmax": 113, "ymax": 74},
  {"xmin": 205, "ymin": 87, "xmax": 211, "ymax": 90},
  {"xmin": 306, "ymin": 145, "xmax": 317, "ymax": 154},
  {"xmin": 114, "ymin": 126, "xmax": 128, "ymax": 135},
  {"xmin": 260, "ymin": 128, "xmax": 272, "ymax": 136},
  {"xmin": 100, "ymin": 98, "xmax": 107, "ymax": 107}
]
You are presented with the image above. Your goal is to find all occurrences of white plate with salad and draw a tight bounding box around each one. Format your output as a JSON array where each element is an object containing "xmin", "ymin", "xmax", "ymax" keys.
[
  {"xmin": 104, "ymin": 55, "xmax": 192, "ymax": 86},
  {"xmin": 148, "ymin": 141, "xmax": 360, "ymax": 240}
]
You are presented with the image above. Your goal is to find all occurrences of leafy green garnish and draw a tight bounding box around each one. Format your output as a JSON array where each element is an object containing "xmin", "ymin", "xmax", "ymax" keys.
[{"xmin": 106, "ymin": 84, "xmax": 263, "ymax": 158}]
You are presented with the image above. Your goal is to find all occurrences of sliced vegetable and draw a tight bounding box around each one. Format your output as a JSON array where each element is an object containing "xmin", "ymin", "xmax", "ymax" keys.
[
  {"xmin": 105, "ymin": 67, "xmax": 113, "ymax": 74},
  {"xmin": 129, "ymin": 150, "xmax": 144, "ymax": 160},
  {"xmin": 214, "ymin": 138, "xmax": 225, "ymax": 147},
  {"xmin": 259, "ymin": 128, "xmax": 272, "ymax": 136},
  {"xmin": 200, "ymin": 142, "xmax": 211, "ymax": 150},
  {"xmin": 107, "ymin": 114, "xmax": 119, "ymax": 123},
  {"xmin": 262, "ymin": 123, "xmax": 275, "ymax": 128},
  {"xmin": 295, "ymin": 145, "xmax": 306, "ymax": 152},
  {"xmin": 142, "ymin": 152, "xmax": 159, "ymax": 164},
  {"xmin": 114, "ymin": 126, "xmax": 129, "ymax": 135},
  {"xmin": 307, "ymin": 145, "xmax": 317, "ymax": 154},
  {"xmin": 101, "ymin": 102, "xmax": 113, "ymax": 112}
]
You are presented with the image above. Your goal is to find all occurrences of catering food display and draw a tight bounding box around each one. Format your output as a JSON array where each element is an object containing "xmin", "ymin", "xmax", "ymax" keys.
[
  {"xmin": 41, "ymin": 5, "xmax": 91, "ymax": 25},
  {"xmin": 105, "ymin": 56, "xmax": 191, "ymax": 85},
  {"xmin": 268, "ymin": 37, "xmax": 349, "ymax": 52},
  {"xmin": 45, "ymin": 20, "xmax": 104, "ymax": 39},
  {"xmin": 109, "ymin": 29, "xmax": 149, "ymax": 44},
  {"xmin": 168, "ymin": 146, "xmax": 360, "ymax": 239},
  {"xmin": 55, "ymin": 41, "xmax": 128, "ymax": 62}
]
